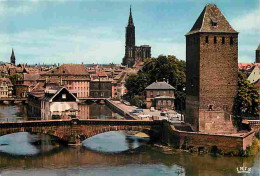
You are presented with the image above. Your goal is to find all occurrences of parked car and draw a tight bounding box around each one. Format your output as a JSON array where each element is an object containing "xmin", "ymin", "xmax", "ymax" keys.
[
  {"xmin": 161, "ymin": 108, "xmax": 168, "ymax": 112},
  {"xmin": 130, "ymin": 108, "xmax": 143, "ymax": 114},
  {"xmin": 160, "ymin": 111, "xmax": 168, "ymax": 117},
  {"xmin": 138, "ymin": 114, "xmax": 152, "ymax": 120},
  {"xmin": 124, "ymin": 101, "xmax": 131, "ymax": 106}
]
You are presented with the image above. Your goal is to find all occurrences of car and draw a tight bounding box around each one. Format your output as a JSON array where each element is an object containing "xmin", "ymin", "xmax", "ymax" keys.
[
  {"xmin": 160, "ymin": 111, "xmax": 168, "ymax": 117},
  {"xmin": 138, "ymin": 114, "xmax": 151, "ymax": 120},
  {"xmin": 130, "ymin": 108, "xmax": 143, "ymax": 114},
  {"xmin": 124, "ymin": 101, "xmax": 131, "ymax": 106},
  {"xmin": 161, "ymin": 108, "xmax": 168, "ymax": 112}
]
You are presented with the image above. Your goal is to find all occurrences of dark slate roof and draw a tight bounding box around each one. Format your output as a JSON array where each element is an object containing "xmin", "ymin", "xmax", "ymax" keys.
[
  {"xmin": 145, "ymin": 81, "xmax": 175, "ymax": 90},
  {"xmin": 257, "ymin": 44, "xmax": 260, "ymax": 51},
  {"xmin": 186, "ymin": 4, "xmax": 237, "ymax": 35}
]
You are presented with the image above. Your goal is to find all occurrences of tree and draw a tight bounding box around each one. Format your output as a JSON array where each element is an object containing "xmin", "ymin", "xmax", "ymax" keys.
[
  {"xmin": 233, "ymin": 71, "xmax": 259, "ymax": 127},
  {"xmin": 125, "ymin": 55, "xmax": 186, "ymax": 108},
  {"xmin": 8, "ymin": 74, "xmax": 21, "ymax": 85}
]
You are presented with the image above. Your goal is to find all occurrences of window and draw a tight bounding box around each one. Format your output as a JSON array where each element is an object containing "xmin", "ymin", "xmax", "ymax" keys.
[
  {"xmin": 211, "ymin": 20, "xmax": 217, "ymax": 27},
  {"xmin": 205, "ymin": 36, "xmax": 209, "ymax": 44},
  {"xmin": 223, "ymin": 104, "xmax": 228, "ymax": 111},
  {"xmin": 214, "ymin": 36, "xmax": 217, "ymax": 44},
  {"xmin": 62, "ymin": 94, "xmax": 66, "ymax": 99},
  {"xmin": 222, "ymin": 37, "xmax": 225, "ymax": 44},
  {"xmin": 230, "ymin": 37, "xmax": 233, "ymax": 45},
  {"xmin": 150, "ymin": 91, "xmax": 153, "ymax": 98}
]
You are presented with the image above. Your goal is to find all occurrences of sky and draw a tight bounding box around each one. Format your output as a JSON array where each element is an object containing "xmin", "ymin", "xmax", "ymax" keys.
[{"xmin": 0, "ymin": 0, "xmax": 259, "ymax": 64}]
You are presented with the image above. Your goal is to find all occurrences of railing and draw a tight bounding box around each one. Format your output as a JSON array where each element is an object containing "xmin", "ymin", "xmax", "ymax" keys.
[{"xmin": 0, "ymin": 118, "xmax": 163, "ymax": 128}]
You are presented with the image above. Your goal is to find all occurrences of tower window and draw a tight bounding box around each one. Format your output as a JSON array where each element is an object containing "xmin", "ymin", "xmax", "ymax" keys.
[
  {"xmin": 230, "ymin": 37, "xmax": 233, "ymax": 45},
  {"xmin": 214, "ymin": 36, "xmax": 217, "ymax": 44},
  {"xmin": 205, "ymin": 36, "xmax": 209, "ymax": 44},
  {"xmin": 211, "ymin": 20, "xmax": 217, "ymax": 27},
  {"xmin": 222, "ymin": 37, "xmax": 225, "ymax": 44}
]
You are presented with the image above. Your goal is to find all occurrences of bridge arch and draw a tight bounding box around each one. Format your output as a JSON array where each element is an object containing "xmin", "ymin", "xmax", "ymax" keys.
[{"xmin": 0, "ymin": 119, "xmax": 164, "ymax": 145}]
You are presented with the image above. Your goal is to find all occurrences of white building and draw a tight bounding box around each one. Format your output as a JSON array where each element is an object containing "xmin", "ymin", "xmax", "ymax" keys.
[
  {"xmin": 41, "ymin": 87, "xmax": 79, "ymax": 120},
  {"xmin": 247, "ymin": 66, "xmax": 260, "ymax": 84}
]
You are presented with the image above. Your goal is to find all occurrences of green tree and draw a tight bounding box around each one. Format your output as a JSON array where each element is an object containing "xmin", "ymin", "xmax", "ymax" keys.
[
  {"xmin": 233, "ymin": 71, "xmax": 259, "ymax": 127},
  {"xmin": 125, "ymin": 55, "xmax": 186, "ymax": 108},
  {"xmin": 8, "ymin": 74, "xmax": 21, "ymax": 85}
]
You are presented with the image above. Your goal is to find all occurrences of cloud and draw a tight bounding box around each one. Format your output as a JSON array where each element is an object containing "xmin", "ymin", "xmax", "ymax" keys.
[
  {"xmin": 0, "ymin": 25, "xmax": 124, "ymax": 64},
  {"xmin": 231, "ymin": 8, "xmax": 260, "ymax": 33},
  {"xmin": 0, "ymin": 1, "xmax": 37, "ymax": 15}
]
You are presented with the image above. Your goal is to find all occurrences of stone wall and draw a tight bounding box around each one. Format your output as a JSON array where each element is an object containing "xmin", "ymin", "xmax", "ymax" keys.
[
  {"xmin": 164, "ymin": 123, "xmax": 255, "ymax": 155},
  {"xmin": 198, "ymin": 110, "xmax": 236, "ymax": 134},
  {"xmin": 185, "ymin": 33, "xmax": 238, "ymax": 132}
]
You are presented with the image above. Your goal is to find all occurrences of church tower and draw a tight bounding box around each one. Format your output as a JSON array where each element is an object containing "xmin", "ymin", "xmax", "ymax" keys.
[
  {"xmin": 10, "ymin": 49, "xmax": 16, "ymax": 66},
  {"xmin": 185, "ymin": 4, "xmax": 238, "ymax": 133},
  {"xmin": 122, "ymin": 6, "xmax": 135, "ymax": 67},
  {"xmin": 256, "ymin": 44, "xmax": 260, "ymax": 63}
]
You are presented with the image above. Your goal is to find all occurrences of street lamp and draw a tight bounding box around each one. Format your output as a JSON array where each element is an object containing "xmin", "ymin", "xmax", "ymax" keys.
[{"xmin": 180, "ymin": 87, "xmax": 185, "ymax": 122}]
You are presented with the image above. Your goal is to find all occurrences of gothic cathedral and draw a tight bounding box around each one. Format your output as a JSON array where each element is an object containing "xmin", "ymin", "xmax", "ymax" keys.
[{"xmin": 122, "ymin": 7, "xmax": 151, "ymax": 67}]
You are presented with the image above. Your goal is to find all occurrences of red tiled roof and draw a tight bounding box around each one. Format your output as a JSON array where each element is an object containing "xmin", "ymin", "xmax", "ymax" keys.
[
  {"xmin": 23, "ymin": 73, "xmax": 40, "ymax": 81},
  {"xmin": 44, "ymin": 64, "xmax": 89, "ymax": 75},
  {"xmin": 253, "ymin": 79, "xmax": 260, "ymax": 87}
]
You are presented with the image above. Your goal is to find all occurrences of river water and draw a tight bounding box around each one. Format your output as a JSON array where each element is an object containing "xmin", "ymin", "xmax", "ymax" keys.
[{"xmin": 0, "ymin": 104, "xmax": 259, "ymax": 176}]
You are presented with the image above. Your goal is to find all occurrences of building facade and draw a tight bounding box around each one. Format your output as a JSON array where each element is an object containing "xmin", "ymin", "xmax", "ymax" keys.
[
  {"xmin": 122, "ymin": 7, "xmax": 151, "ymax": 67},
  {"xmin": 185, "ymin": 4, "xmax": 238, "ymax": 133},
  {"xmin": 0, "ymin": 78, "xmax": 13, "ymax": 98},
  {"xmin": 90, "ymin": 81, "xmax": 112, "ymax": 98},
  {"xmin": 41, "ymin": 87, "xmax": 79, "ymax": 120},
  {"xmin": 38, "ymin": 64, "xmax": 90, "ymax": 99},
  {"xmin": 145, "ymin": 81, "xmax": 175, "ymax": 110}
]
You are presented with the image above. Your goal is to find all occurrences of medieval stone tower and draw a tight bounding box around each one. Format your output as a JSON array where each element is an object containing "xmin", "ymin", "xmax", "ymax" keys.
[
  {"xmin": 256, "ymin": 44, "xmax": 260, "ymax": 63},
  {"xmin": 122, "ymin": 6, "xmax": 151, "ymax": 67},
  {"xmin": 185, "ymin": 4, "xmax": 238, "ymax": 133},
  {"xmin": 10, "ymin": 49, "xmax": 16, "ymax": 66}
]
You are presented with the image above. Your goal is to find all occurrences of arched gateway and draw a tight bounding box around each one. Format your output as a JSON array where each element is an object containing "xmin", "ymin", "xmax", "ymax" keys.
[{"xmin": 0, "ymin": 118, "xmax": 164, "ymax": 145}]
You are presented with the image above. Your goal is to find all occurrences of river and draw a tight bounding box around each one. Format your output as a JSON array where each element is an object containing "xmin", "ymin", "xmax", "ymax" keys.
[{"xmin": 0, "ymin": 104, "xmax": 259, "ymax": 176}]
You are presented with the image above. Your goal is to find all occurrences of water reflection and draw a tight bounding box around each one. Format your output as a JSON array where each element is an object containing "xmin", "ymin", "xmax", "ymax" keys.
[
  {"xmin": 0, "ymin": 104, "xmax": 123, "ymax": 122},
  {"xmin": 0, "ymin": 131, "xmax": 258, "ymax": 175},
  {"xmin": 0, "ymin": 105, "xmax": 27, "ymax": 122},
  {"xmin": 82, "ymin": 131, "xmax": 149, "ymax": 153}
]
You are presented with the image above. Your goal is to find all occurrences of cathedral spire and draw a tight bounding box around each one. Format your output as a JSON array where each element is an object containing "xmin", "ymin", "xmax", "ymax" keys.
[
  {"xmin": 128, "ymin": 5, "xmax": 134, "ymax": 26},
  {"xmin": 10, "ymin": 48, "xmax": 16, "ymax": 66}
]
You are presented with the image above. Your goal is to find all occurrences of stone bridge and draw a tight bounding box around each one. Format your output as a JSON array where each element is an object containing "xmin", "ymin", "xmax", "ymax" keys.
[{"xmin": 0, "ymin": 118, "xmax": 164, "ymax": 145}]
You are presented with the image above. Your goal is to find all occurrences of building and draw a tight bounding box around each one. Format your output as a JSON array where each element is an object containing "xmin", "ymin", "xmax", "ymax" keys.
[
  {"xmin": 10, "ymin": 49, "xmax": 15, "ymax": 66},
  {"xmin": 112, "ymin": 71, "xmax": 127, "ymax": 98},
  {"xmin": 0, "ymin": 78, "xmax": 13, "ymax": 98},
  {"xmin": 145, "ymin": 81, "xmax": 175, "ymax": 110},
  {"xmin": 247, "ymin": 66, "xmax": 260, "ymax": 84},
  {"xmin": 38, "ymin": 64, "xmax": 90, "ymax": 99},
  {"xmin": 90, "ymin": 81, "xmax": 112, "ymax": 98},
  {"xmin": 122, "ymin": 7, "xmax": 151, "ymax": 67},
  {"xmin": 15, "ymin": 73, "xmax": 40, "ymax": 98},
  {"xmin": 256, "ymin": 44, "xmax": 260, "ymax": 63},
  {"xmin": 27, "ymin": 90, "xmax": 44, "ymax": 118},
  {"xmin": 41, "ymin": 87, "xmax": 79, "ymax": 120},
  {"xmin": 185, "ymin": 4, "xmax": 238, "ymax": 133}
]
